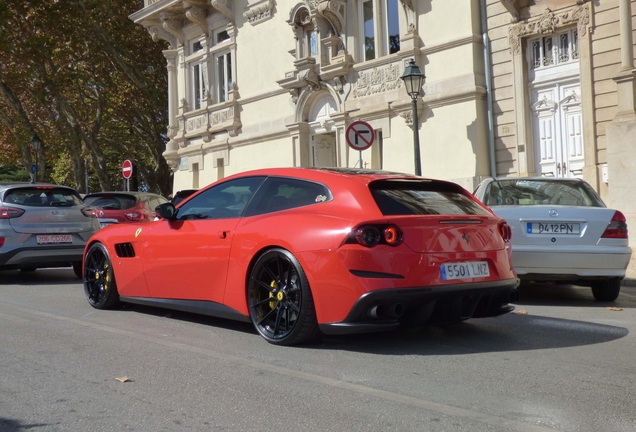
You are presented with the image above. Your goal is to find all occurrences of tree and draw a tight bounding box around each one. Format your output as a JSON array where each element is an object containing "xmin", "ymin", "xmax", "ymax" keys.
[{"xmin": 0, "ymin": 0, "xmax": 171, "ymax": 195}]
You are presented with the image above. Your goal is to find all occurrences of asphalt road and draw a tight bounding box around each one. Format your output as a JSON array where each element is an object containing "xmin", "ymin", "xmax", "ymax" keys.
[{"xmin": 1, "ymin": 268, "xmax": 635, "ymax": 432}]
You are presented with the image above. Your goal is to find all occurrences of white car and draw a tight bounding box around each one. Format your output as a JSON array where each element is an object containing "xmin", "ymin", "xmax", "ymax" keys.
[{"xmin": 473, "ymin": 177, "xmax": 632, "ymax": 301}]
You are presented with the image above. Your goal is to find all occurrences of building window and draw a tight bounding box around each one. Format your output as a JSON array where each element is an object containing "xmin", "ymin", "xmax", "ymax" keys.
[
  {"xmin": 360, "ymin": 0, "xmax": 400, "ymax": 62},
  {"xmin": 290, "ymin": 7, "xmax": 316, "ymax": 60},
  {"xmin": 209, "ymin": 28, "xmax": 234, "ymax": 104},
  {"xmin": 529, "ymin": 28, "xmax": 578, "ymax": 71},
  {"xmin": 216, "ymin": 51, "xmax": 232, "ymax": 103},
  {"xmin": 192, "ymin": 62, "xmax": 206, "ymax": 110},
  {"xmin": 187, "ymin": 39, "xmax": 207, "ymax": 110}
]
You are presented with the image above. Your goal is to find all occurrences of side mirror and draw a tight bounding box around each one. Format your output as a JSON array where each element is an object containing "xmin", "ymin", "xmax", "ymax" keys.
[{"xmin": 155, "ymin": 202, "xmax": 178, "ymax": 220}]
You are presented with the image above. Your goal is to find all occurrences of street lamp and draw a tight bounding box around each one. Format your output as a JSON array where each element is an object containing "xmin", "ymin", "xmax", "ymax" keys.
[
  {"xmin": 401, "ymin": 59, "xmax": 425, "ymax": 176},
  {"xmin": 30, "ymin": 134, "xmax": 42, "ymax": 183}
]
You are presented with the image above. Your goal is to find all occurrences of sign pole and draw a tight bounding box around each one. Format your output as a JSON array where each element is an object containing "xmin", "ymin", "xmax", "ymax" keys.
[{"xmin": 359, "ymin": 150, "xmax": 362, "ymax": 169}]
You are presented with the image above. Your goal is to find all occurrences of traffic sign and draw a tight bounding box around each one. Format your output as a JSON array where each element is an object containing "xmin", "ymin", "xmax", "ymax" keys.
[
  {"xmin": 346, "ymin": 121, "xmax": 375, "ymax": 151},
  {"xmin": 122, "ymin": 159, "xmax": 133, "ymax": 179}
]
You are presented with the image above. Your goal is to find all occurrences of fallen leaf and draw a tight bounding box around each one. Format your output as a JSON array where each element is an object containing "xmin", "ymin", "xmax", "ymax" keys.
[
  {"xmin": 606, "ymin": 307, "xmax": 623, "ymax": 311},
  {"xmin": 514, "ymin": 310, "xmax": 528, "ymax": 315},
  {"xmin": 115, "ymin": 377, "xmax": 130, "ymax": 383}
]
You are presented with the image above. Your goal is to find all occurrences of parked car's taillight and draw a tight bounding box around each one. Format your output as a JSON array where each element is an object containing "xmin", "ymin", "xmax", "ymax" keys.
[
  {"xmin": 0, "ymin": 237, "xmax": 4, "ymax": 248},
  {"xmin": 81, "ymin": 206, "xmax": 97, "ymax": 218},
  {"xmin": 601, "ymin": 211, "xmax": 628, "ymax": 239},
  {"xmin": 348, "ymin": 224, "xmax": 403, "ymax": 247},
  {"xmin": 498, "ymin": 220, "xmax": 512, "ymax": 242},
  {"xmin": 125, "ymin": 212, "xmax": 144, "ymax": 221},
  {"xmin": 0, "ymin": 207, "xmax": 25, "ymax": 219}
]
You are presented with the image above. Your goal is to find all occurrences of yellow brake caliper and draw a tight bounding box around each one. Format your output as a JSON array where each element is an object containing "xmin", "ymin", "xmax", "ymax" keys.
[{"xmin": 269, "ymin": 280, "xmax": 278, "ymax": 309}]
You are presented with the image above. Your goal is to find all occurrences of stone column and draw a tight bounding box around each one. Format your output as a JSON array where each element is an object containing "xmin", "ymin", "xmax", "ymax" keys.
[{"xmin": 606, "ymin": 0, "xmax": 636, "ymax": 248}]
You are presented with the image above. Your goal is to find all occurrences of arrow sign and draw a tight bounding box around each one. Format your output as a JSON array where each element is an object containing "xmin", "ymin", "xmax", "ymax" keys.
[
  {"xmin": 122, "ymin": 159, "xmax": 133, "ymax": 179},
  {"xmin": 346, "ymin": 121, "xmax": 375, "ymax": 151}
]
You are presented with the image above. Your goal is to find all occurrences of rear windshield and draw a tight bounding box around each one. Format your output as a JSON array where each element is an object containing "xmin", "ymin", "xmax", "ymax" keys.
[
  {"xmin": 84, "ymin": 194, "xmax": 138, "ymax": 210},
  {"xmin": 370, "ymin": 180, "xmax": 490, "ymax": 216},
  {"xmin": 3, "ymin": 187, "xmax": 83, "ymax": 207},
  {"xmin": 484, "ymin": 179, "xmax": 605, "ymax": 207}
]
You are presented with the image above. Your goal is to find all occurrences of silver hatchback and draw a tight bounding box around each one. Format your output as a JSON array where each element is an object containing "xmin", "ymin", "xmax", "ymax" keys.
[{"xmin": 0, "ymin": 183, "xmax": 100, "ymax": 277}]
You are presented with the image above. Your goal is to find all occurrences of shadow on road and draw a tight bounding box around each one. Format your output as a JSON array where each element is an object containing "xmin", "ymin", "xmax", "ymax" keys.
[
  {"xmin": 316, "ymin": 313, "xmax": 628, "ymax": 355},
  {"xmin": 513, "ymin": 282, "xmax": 636, "ymax": 309},
  {"xmin": 0, "ymin": 268, "xmax": 78, "ymax": 286}
]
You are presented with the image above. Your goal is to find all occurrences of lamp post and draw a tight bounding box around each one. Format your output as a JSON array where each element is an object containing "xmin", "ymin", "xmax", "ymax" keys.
[
  {"xmin": 30, "ymin": 134, "xmax": 43, "ymax": 183},
  {"xmin": 401, "ymin": 59, "xmax": 425, "ymax": 176}
]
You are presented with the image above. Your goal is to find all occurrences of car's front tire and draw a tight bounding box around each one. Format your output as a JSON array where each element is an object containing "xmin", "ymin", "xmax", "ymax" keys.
[
  {"xmin": 591, "ymin": 278, "xmax": 621, "ymax": 302},
  {"xmin": 247, "ymin": 248, "xmax": 320, "ymax": 346},
  {"xmin": 83, "ymin": 243, "xmax": 120, "ymax": 309}
]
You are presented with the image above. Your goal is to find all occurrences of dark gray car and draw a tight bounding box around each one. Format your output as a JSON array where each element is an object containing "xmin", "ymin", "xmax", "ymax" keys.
[{"xmin": 0, "ymin": 183, "xmax": 100, "ymax": 278}]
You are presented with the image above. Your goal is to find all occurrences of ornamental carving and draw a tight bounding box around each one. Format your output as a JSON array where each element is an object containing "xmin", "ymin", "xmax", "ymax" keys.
[
  {"xmin": 316, "ymin": 1, "xmax": 346, "ymax": 36},
  {"xmin": 160, "ymin": 13, "xmax": 184, "ymax": 46},
  {"xmin": 509, "ymin": 5, "xmax": 591, "ymax": 54},
  {"xmin": 186, "ymin": 114, "xmax": 207, "ymax": 132},
  {"xmin": 147, "ymin": 25, "xmax": 177, "ymax": 49},
  {"xmin": 353, "ymin": 64, "xmax": 403, "ymax": 99},
  {"xmin": 185, "ymin": 6, "xmax": 209, "ymax": 35},
  {"xmin": 244, "ymin": 0, "xmax": 275, "ymax": 24},
  {"xmin": 211, "ymin": 0, "xmax": 234, "ymax": 23}
]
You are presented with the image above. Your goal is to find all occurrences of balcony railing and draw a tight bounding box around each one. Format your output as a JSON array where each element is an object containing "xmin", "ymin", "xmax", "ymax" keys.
[{"xmin": 144, "ymin": 0, "xmax": 162, "ymax": 7}]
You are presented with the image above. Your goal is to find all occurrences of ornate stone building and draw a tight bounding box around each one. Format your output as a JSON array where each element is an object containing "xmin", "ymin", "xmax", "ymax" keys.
[
  {"xmin": 130, "ymin": 0, "xmax": 494, "ymax": 193},
  {"xmin": 485, "ymin": 0, "xmax": 636, "ymax": 247}
]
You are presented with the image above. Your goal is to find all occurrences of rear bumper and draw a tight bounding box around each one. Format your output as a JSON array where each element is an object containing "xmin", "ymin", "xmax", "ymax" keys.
[
  {"xmin": 513, "ymin": 246, "xmax": 632, "ymax": 279},
  {"xmin": 0, "ymin": 245, "xmax": 85, "ymax": 269},
  {"xmin": 319, "ymin": 278, "xmax": 519, "ymax": 335}
]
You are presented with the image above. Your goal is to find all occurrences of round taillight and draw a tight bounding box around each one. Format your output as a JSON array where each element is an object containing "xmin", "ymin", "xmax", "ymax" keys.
[
  {"xmin": 383, "ymin": 225, "xmax": 403, "ymax": 246},
  {"xmin": 498, "ymin": 221, "xmax": 512, "ymax": 242},
  {"xmin": 355, "ymin": 226, "xmax": 381, "ymax": 247}
]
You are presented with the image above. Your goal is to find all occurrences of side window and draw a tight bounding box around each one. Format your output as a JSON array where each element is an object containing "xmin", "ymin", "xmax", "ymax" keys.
[
  {"xmin": 177, "ymin": 176, "xmax": 266, "ymax": 220},
  {"xmin": 359, "ymin": 0, "xmax": 400, "ymax": 62},
  {"xmin": 244, "ymin": 177, "xmax": 331, "ymax": 217}
]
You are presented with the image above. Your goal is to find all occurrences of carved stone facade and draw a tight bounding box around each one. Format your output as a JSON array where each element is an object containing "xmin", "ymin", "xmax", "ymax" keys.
[{"xmin": 130, "ymin": 0, "xmax": 501, "ymax": 194}]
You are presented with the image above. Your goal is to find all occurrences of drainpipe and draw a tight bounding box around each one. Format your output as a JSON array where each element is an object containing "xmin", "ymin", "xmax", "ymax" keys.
[{"xmin": 480, "ymin": 0, "xmax": 497, "ymax": 178}]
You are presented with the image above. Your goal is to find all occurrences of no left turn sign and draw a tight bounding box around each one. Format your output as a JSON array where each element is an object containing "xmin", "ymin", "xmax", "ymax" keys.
[{"xmin": 346, "ymin": 121, "xmax": 375, "ymax": 151}]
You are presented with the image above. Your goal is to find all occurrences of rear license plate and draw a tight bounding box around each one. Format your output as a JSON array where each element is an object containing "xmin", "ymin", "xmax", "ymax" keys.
[
  {"xmin": 440, "ymin": 262, "xmax": 490, "ymax": 280},
  {"xmin": 36, "ymin": 234, "xmax": 72, "ymax": 244},
  {"xmin": 527, "ymin": 222, "xmax": 580, "ymax": 234}
]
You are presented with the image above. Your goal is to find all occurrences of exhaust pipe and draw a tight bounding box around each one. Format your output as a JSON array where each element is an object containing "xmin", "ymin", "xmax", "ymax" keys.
[
  {"xmin": 386, "ymin": 302, "xmax": 405, "ymax": 319},
  {"xmin": 367, "ymin": 305, "xmax": 385, "ymax": 319}
]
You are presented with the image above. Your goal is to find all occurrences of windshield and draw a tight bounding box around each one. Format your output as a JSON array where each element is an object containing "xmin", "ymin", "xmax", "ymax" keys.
[
  {"xmin": 483, "ymin": 179, "xmax": 605, "ymax": 207},
  {"xmin": 370, "ymin": 180, "xmax": 491, "ymax": 216}
]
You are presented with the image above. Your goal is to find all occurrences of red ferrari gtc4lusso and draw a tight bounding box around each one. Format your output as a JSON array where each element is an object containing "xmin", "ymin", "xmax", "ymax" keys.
[{"xmin": 82, "ymin": 168, "xmax": 519, "ymax": 345}]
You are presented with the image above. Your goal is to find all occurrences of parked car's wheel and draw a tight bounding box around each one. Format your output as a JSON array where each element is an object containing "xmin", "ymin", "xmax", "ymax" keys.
[
  {"xmin": 591, "ymin": 278, "xmax": 621, "ymax": 302},
  {"xmin": 83, "ymin": 243, "xmax": 120, "ymax": 309},
  {"xmin": 247, "ymin": 248, "xmax": 320, "ymax": 346},
  {"xmin": 72, "ymin": 261, "xmax": 82, "ymax": 279}
]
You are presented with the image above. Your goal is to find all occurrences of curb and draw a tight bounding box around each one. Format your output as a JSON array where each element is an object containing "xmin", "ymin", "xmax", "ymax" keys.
[{"xmin": 622, "ymin": 278, "xmax": 636, "ymax": 287}]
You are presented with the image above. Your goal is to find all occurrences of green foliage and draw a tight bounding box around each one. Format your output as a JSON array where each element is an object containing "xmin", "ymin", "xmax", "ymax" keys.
[
  {"xmin": 0, "ymin": 164, "xmax": 30, "ymax": 182},
  {"xmin": 0, "ymin": 0, "xmax": 171, "ymax": 194}
]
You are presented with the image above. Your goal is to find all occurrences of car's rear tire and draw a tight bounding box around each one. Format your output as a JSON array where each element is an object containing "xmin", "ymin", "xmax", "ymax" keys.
[
  {"xmin": 83, "ymin": 243, "xmax": 120, "ymax": 309},
  {"xmin": 247, "ymin": 248, "xmax": 320, "ymax": 346},
  {"xmin": 72, "ymin": 261, "xmax": 82, "ymax": 279},
  {"xmin": 591, "ymin": 278, "xmax": 621, "ymax": 302}
]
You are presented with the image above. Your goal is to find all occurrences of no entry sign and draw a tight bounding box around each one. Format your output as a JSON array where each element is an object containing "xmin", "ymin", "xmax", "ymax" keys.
[
  {"xmin": 346, "ymin": 121, "xmax": 375, "ymax": 151},
  {"xmin": 122, "ymin": 159, "xmax": 133, "ymax": 179}
]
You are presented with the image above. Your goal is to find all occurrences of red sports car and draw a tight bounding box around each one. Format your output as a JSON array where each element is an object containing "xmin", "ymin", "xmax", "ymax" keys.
[{"xmin": 82, "ymin": 168, "xmax": 519, "ymax": 345}]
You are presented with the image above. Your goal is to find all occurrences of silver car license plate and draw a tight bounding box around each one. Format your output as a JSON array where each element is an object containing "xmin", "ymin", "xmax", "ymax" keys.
[
  {"xmin": 36, "ymin": 234, "xmax": 73, "ymax": 244},
  {"xmin": 527, "ymin": 222, "xmax": 580, "ymax": 234},
  {"xmin": 440, "ymin": 262, "xmax": 490, "ymax": 280}
]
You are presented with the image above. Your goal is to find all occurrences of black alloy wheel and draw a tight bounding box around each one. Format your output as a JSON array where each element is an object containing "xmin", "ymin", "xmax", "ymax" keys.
[
  {"xmin": 83, "ymin": 243, "xmax": 120, "ymax": 309},
  {"xmin": 247, "ymin": 248, "xmax": 320, "ymax": 346}
]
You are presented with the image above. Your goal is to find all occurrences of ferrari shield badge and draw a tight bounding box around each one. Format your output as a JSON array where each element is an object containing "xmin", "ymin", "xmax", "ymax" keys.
[{"xmin": 135, "ymin": 228, "xmax": 142, "ymax": 238}]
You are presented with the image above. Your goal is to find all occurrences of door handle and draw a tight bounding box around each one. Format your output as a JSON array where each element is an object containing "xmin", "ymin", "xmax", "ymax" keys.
[
  {"xmin": 217, "ymin": 231, "xmax": 227, "ymax": 239},
  {"xmin": 556, "ymin": 162, "xmax": 561, "ymax": 175}
]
